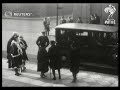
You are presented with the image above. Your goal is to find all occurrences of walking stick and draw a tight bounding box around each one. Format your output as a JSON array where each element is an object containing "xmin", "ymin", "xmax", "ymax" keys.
[
  {"xmin": 50, "ymin": 66, "xmax": 51, "ymax": 79},
  {"xmin": 49, "ymin": 60, "xmax": 52, "ymax": 79}
]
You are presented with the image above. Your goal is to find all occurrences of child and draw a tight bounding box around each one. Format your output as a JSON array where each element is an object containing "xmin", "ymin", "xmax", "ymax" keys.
[
  {"xmin": 19, "ymin": 35, "xmax": 28, "ymax": 72},
  {"xmin": 48, "ymin": 41, "xmax": 61, "ymax": 80}
]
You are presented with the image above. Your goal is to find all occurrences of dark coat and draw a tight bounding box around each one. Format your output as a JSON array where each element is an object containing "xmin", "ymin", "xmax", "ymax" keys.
[
  {"xmin": 7, "ymin": 37, "xmax": 15, "ymax": 68},
  {"xmin": 37, "ymin": 47, "xmax": 49, "ymax": 73},
  {"xmin": 90, "ymin": 19, "xmax": 96, "ymax": 24},
  {"xmin": 48, "ymin": 45, "xmax": 61, "ymax": 70},
  {"xmin": 36, "ymin": 36, "xmax": 49, "ymax": 47},
  {"xmin": 7, "ymin": 44, "xmax": 13, "ymax": 68},
  {"xmin": 60, "ymin": 19, "xmax": 66, "ymax": 24},
  {"xmin": 76, "ymin": 19, "xmax": 83, "ymax": 23},
  {"xmin": 10, "ymin": 42, "xmax": 22, "ymax": 68},
  {"xmin": 70, "ymin": 48, "xmax": 80, "ymax": 73},
  {"xmin": 7, "ymin": 39, "xmax": 12, "ymax": 54},
  {"xmin": 7, "ymin": 37, "xmax": 14, "ymax": 59},
  {"xmin": 19, "ymin": 39, "xmax": 28, "ymax": 60},
  {"xmin": 95, "ymin": 15, "xmax": 100, "ymax": 24},
  {"xmin": 68, "ymin": 19, "xmax": 73, "ymax": 23}
]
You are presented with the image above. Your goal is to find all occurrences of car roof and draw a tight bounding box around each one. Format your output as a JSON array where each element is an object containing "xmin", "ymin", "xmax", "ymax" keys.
[{"xmin": 55, "ymin": 23, "xmax": 118, "ymax": 32}]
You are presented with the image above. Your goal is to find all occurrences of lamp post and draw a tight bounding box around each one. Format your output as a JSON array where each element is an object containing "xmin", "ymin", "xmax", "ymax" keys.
[
  {"xmin": 56, "ymin": 3, "xmax": 63, "ymax": 26},
  {"xmin": 56, "ymin": 3, "xmax": 59, "ymax": 26}
]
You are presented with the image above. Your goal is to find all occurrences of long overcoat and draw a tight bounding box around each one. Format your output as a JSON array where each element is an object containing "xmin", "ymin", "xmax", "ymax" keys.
[
  {"xmin": 70, "ymin": 47, "xmax": 80, "ymax": 74},
  {"xmin": 10, "ymin": 41, "xmax": 22, "ymax": 68},
  {"xmin": 19, "ymin": 39, "xmax": 28, "ymax": 60},
  {"xmin": 37, "ymin": 47, "xmax": 49, "ymax": 73},
  {"xmin": 7, "ymin": 38, "xmax": 13, "ymax": 68},
  {"xmin": 48, "ymin": 45, "xmax": 61, "ymax": 70}
]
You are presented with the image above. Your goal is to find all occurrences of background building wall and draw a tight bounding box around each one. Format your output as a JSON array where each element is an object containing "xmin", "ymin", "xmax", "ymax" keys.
[
  {"xmin": 73, "ymin": 3, "xmax": 118, "ymax": 26},
  {"xmin": 73, "ymin": 3, "xmax": 90, "ymax": 23},
  {"xmin": 2, "ymin": 3, "xmax": 73, "ymax": 17},
  {"xmin": 2, "ymin": 3, "xmax": 118, "ymax": 26}
]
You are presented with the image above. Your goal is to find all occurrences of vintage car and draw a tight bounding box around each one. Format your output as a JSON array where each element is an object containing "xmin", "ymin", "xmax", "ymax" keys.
[{"xmin": 55, "ymin": 23, "xmax": 118, "ymax": 73}]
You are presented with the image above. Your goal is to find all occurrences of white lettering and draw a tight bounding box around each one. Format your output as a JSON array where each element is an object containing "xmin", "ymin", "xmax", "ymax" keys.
[
  {"xmin": 105, "ymin": 20, "xmax": 115, "ymax": 24},
  {"xmin": 13, "ymin": 13, "xmax": 32, "ymax": 17},
  {"xmin": 26, "ymin": 13, "xmax": 32, "ymax": 16},
  {"xmin": 14, "ymin": 13, "xmax": 19, "ymax": 16}
]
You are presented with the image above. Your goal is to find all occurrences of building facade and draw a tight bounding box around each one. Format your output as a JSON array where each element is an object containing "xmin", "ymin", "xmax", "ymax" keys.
[
  {"xmin": 2, "ymin": 3, "xmax": 118, "ymax": 25},
  {"xmin": 73, "ymin": 3, "xmax": 118, "ymax": 25},
  {"xmin": 2, "ymin": 3, "xmax": 73, "ymax": 17}
]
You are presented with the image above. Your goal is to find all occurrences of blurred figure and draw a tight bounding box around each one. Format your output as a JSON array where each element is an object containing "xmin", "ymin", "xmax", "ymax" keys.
[
  {"xmin": 70, "ymin": 41, "xmax": 80, "ymax": 83},
  {"xmin": 43, "ymin": 17, "xmax": 50, "ymax": 36},
  {"xmin": 93, "ymin": 13, "xmax": 100, "ymax": 24},
  {"xmin": 48, "ymin": 41, "xmax": 61, "ymax": 80},
  {"xmin": 37, "ymin": 46, "xmax": 49, "ymax": 78},
  {"xmin": 76, "ymin": 17, "xmax": 83, "ymax": 23},
  {"xmin": 47, "ymin": 17, "xmax": 50, "ymax": 36},
  {"xmin": 89, "ymin": 14, "xmax": 95, "ymax": 24},
  {"xmin": 60, "ymin": 16, "xmax": 67, "ymax": 24},
  {"xmin": 67, "ymin": 16, "xmax": 73, "ymax": 23},
  {"xmin": 7, "ymin": 32, "xmax": 19, "ymax": 69},
  {"xmin": 10, "ymin": 35, "xmax": 23, "ymax": 76},
  {"xmin": 36, "ymin": 31, "xmax": 49, "ymax": 78},
  {"xmin": 19, "ymin": 35, "xmax": 28, "ymax": 72}
]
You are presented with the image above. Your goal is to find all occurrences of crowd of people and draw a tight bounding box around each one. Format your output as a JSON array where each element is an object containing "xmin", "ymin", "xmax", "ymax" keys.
[
  {"xmin": 6, "ymin": 31, "xmax": 80, "ymax": 83},
  {"xmin": 7, "ymin": 32, "xmax": 28, "ymax": 76},
  {"xmin": 6, "ymin": 13, "xmax": 101, "ymax": 83},
  {"xmin": 89, "ymin": 13, "xmax": 100, "ymax": 24},
  {"xmin": 59, "ymin": 13, "xmax": 100, "ymax": 25},
  {"xmin": 36, "ymin": 31, "xmax": 62, "ymax": 80},
  {"xmin": 36, "ymin": 31, "xmax": 81, "ymax": 82},
  {"xmin": 43, "ymin": 14, "xmax": 100, "ymax": 36}
]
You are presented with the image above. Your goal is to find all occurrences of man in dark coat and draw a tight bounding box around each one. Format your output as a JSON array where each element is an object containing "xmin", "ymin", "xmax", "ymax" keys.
[
  {"xmin": 7, "ymin": 32, "xmax": 18, "ymax": 69},
  {"xmin": 37, "ymin": 46, "xmax": 49, "ymax": 78},
  {"xmin": 19, "ymin": 35, "xmax": 28, "ymax": 72},
  {"xmin": 76, "ymin": 17, "xmax": 83, "ymax": 23},
  {"xmin": 60, "ymin": 16, "xmax": 67, "ymax": 24},
  {"xmin": 36, "ymin": 31, "xmax": 49, "ymax": 78},
  {"xmin": 89, "ymin": 14, "xmax": 96, "ymax": 24},
  {"xmin": 70, "ymin": 41, "xmax": 80, "ymax": 83},
  {"xmin": 67, "ymin": 16, "xmax": 74, "ymax": 23},
  {"xmin": 48, "ymin": 41, "xmax": 61, "ymax": 80},
  {"xmin": 94, "ymin": 13, "xmax": 100, "ymax": 24},
  {"xmin": 43, "ymin": 17, "xmax": 50, "ymax": 36}
]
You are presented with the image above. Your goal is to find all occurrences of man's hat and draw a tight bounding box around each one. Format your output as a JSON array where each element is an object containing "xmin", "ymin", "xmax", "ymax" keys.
[
  {"xmin": 50, "ymin": 40, "xmax": 56, "ymax": 45},
  {"xmin": 41, "ymin": 31, "xmax": 46, "ymax": 35},
  {"xmin": 41, "ymin": 31, "xmax": 45, "ymax": 33},
  {"xmin": 12, "ymin": 32, "xmax": 18, "ymax": 36},
  {"xmin": 12, "ymin": 32, "xmax": 19, "ymax": 38},
  {"xmin": 50, "ymin": 40, "xmax": 55, "ymax": 44},
  {"xmin": 19, "ymin": 35, "xmax": 23, "ymax": 39}
]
